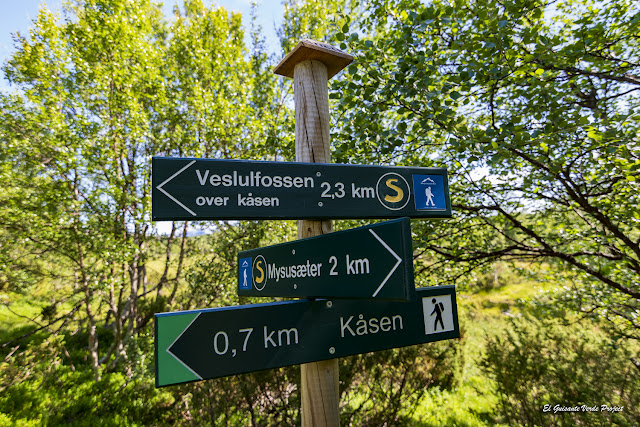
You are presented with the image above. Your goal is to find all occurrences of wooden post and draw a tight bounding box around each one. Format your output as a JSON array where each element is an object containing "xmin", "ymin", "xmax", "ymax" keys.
[{"xmin": 274, "ymin": 39, "xmax": 353, "ymax": 426}]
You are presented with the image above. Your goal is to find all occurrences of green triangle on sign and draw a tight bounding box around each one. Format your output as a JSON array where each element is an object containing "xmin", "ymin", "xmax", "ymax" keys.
[{"xmin": 155, "ymin": 312, "xmax": 201, "ymax": 387}]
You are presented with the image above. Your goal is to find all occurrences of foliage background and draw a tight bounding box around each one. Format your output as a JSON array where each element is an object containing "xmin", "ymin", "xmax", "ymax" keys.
[{"xmin": 1, "ymin": 0, "xmax": 638, "ymax": 425}]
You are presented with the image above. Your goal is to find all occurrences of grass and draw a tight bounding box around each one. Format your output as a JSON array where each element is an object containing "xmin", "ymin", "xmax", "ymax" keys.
[
  {"xmin": 414, "ymin": 383, "xmax": 506, "ymax": 426},
  {"xmin": 410, "ymin": 263, "xmax": 554, "ymax": 426},
  {"xmin": 0, "ymin": 259, "xmax": 537, "ymax": 426},
  {"xmin": 6, "ymin": 258, "xmax": 629, "ymax": 426},
  {"xmin": 0, "ymin": 292, "xmax": 48, "ymax": 345}
]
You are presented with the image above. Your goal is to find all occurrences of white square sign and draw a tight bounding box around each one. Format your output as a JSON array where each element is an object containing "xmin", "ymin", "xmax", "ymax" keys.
[{"xmin": 422, "ymin": 295, "xmax": 455, "ymax": 335}]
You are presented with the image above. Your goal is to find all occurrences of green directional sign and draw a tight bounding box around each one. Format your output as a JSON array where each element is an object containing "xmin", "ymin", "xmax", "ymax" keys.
[
  {"xmin": 238, "ymin": 218, "xmax": 414, "ymax": 300},
  {"xmin": 152, "ymin": 157, "xmax": 451, "ymax": 220},
  {"xmin": 155, "ymin": 286, "xmax": 459, "ymax": 387}
]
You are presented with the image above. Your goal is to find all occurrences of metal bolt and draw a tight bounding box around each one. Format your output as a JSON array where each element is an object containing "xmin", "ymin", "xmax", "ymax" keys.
[
  {"xmin": 292, "ymin": 249, "xmax": 296, "ymax": 254},
  {"xmin": 316, "ymin": 172, "xmax": 321, "ymax": 177},
  {"xmin": 326, "ymin": 301, "xmax": 333, "ymax": 308},
  {"xmin": 294, "ymin": 284, "xmax": 297, "ymax": 289},
  {"xmin": 329, "ymin": 347, "xmax": 335, "ymax": 354},
  {"xmin": 318, "ymin": 202, "xmax": 323, "ymax": 207}
]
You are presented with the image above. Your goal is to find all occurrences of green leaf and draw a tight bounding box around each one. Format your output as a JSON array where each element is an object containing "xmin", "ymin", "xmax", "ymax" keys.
[{"xmin": 587, "ymin": 130, "xmax": 601, "ymax": 140}]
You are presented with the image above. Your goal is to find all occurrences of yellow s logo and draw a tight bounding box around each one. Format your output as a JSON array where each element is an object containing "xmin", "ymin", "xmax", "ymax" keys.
[
  {"xmin": 255, "ymin": 260, "xmax": 264, "ymax": 283},
  {"xmin": 384, "ymin": 179, "xmax": 404, "ymax": 203}
]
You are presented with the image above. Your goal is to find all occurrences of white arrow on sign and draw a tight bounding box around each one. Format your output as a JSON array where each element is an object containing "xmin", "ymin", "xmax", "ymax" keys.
[
  {"xmin": 369, "ymin": 229, "xmax": 403, "ymax": 297},
  {"xmin": 156, "ymin": 160, "xmax": 197, "ymax": 217}
]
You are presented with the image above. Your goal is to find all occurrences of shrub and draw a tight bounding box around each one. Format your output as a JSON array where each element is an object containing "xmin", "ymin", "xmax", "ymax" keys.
[{"xmin": 482, "ymin": 317, "xmax": 640, "ymax": 426}]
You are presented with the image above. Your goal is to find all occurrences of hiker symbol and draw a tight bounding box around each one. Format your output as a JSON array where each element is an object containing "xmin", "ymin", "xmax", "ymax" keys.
[{"xmin": 422, "ymin": 295, "xmax": 455, "ymax": 335}]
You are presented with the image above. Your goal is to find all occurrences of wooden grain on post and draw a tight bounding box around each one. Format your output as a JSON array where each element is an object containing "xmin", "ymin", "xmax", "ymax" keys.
[
  {"xmin": 275, "ymin": 39, "xmax": 353, "ymax": 426},
  {"xmin": 294, "ymin": 60, "xmax": 330, "ymax": 165}
]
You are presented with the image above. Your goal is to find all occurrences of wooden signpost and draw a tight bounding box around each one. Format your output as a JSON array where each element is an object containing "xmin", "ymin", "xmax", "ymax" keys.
[
  {"xmin": 152, "ymin": 39, "xmax": 459, "ymax": 427},
  {"xmin": 278, "ymin": 38, "xmax": 348, "ymax": 427}
]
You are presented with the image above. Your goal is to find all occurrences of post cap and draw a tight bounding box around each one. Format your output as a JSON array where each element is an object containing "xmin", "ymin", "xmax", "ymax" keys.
[{"xmin": 274, "ymin": 39, "xmax": 354, "ymax": 79}]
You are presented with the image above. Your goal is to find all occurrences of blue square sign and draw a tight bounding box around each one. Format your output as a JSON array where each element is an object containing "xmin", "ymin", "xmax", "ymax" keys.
[
  {"xmin": 238, "ymin": 257, "xmax": 252, "ymax": 290},
  {"xmin": 412, "ymin": 175, "xmax": 446, "ymax": 210}
]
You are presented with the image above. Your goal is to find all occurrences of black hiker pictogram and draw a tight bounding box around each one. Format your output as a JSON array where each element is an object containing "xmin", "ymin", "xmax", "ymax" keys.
[{"xmin": 431, "ymin": 298, "xmax": 445, "ymax": 331}]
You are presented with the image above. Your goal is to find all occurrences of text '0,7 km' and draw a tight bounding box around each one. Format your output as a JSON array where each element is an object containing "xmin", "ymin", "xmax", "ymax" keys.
[
  {"xmin": 152, "ymin": 157, "xmax": 451, "ymax": 220},
  {"xmin": 238, "ymin": 218, "xmax": 414, "ymax": 300},
  {"xmin": 155, "ymin": 286, "xmax": 459, "ymax": 387}
]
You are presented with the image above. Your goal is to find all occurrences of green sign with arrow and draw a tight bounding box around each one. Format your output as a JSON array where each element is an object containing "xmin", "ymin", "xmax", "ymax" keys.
[
  {"xmin": 238, "ymin": 218, "xmax": 414, "ymax": 300},
  {"xmin": 152, "ymin": 157, "xmax": 451, "ymax": 220},
  {"xmin": 155, "ymin": 286, "xmax": 459, "ymax": 387}
]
